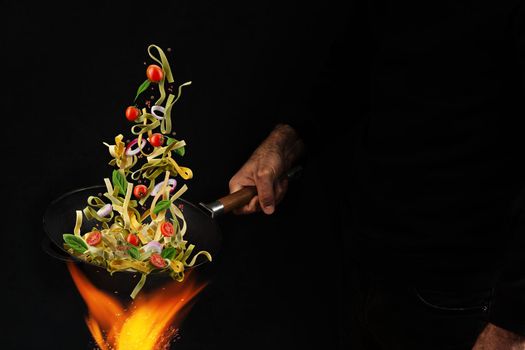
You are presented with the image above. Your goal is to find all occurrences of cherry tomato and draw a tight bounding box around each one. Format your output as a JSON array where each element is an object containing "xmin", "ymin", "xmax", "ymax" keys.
[
  {"xmin": 150, "ymin": 253, "xmax": 167, "ymax": 268},
  {"xmin": 146, "ymin": 64, "xmax": 163, "ymax": 83},
  {"xmin": 149, "ymin": 133, "xmax": 164, "ymax": 147},
  {"xmin": 126, "ymin": 106, "xmax": 140, "ymax": 122},
  {"xmin": 133, "ymin": 184, "xmax": 148, "ymax": 199},
  {"xmin": 126, "ymin": 233, "xmax": 139, "ymax": 246},
  {"xmin": 161, "ymin": 221, "xmax": 174, "ymax": 237},
  {"xmin": 86, "ymin": 231, "xmax": 102, "ymax": 246}
]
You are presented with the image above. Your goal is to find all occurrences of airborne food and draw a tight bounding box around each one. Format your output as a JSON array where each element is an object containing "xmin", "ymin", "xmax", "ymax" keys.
[{"xmin": 62, "ymin": 44, "xmax": 211, "ymax": 299}]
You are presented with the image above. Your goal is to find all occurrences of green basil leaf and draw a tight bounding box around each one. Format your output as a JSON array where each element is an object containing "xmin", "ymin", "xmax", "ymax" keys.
[
  {"xmin": 175, "ymin": 146, "xmax": 185, "ymax": 157},
  {"xmin": 153, "ymin": 200, "xmax": 171, "ymax": 214},
  {"xmin": 166, "ymin": 138, "xmax": 185, "ymax": 156},
  {"xmin": 134, "ymin": 79, "xmax": 151, "ymax": 102},
  {"xmin": 161, "ymin": 247, "xmax": 177, "ymax": 260},
  {"xmin": 63, "ymin": 234, "xmax": 88, "ymax": 253},
  {"xmin": 128, "ymin": 246, "xmax": 141, "ymax": 260},
  {"xmin": 112, "ymin": 170, "xmax": 128, "ymax": 196}
]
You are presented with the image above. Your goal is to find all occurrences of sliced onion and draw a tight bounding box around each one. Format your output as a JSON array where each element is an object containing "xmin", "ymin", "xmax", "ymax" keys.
[
  {"xmin": 151, "ymin": 178, "xmax": 177, "ymax": 196},
  {"xmin": 143, "ymin": 240, "xmax": 163, "ymax": 254},
  {"xmin": 125, "ymin": 138, "xmax": 146, "ymax": 156},
  {"xmin": 151, "ymin": 105, "xmax": 165, "ymax": 120},
  {"xmin": 96, "ymin": 204, "xmax": 113, "ymax": 217}
]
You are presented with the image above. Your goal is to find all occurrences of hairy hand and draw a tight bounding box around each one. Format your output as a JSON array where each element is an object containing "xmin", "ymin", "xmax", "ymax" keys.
[
  {"xmin": 229, "ymin": 124, "xmax": 304, "ymax": 215},
  {"xmin": 472, "ymin": 323, "xmax": 525, "ymax": 350}
]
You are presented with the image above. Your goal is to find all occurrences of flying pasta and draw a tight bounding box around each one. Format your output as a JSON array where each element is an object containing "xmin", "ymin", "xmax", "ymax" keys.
[{"xmin": 62, "ymin": 44, "xmax": 211, "ymax": 299}]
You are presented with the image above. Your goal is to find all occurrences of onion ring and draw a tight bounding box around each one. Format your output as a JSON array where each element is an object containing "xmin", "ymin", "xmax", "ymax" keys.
[
  {"xmin": 151, "ymin": 178, "xmax": 177, "ymax": 196},
  {"xmin": 125, "ymin": 138, "xmax": 147, "ymax": 156},
  {"xmin": 143, "ymin": 240, "xmax": 163, "ymax": 254},
  {"xmin": 151, "ymin": 105, "xmax": 165, "ymax": 120},
  {"xmin": 96, "ymin": 204, "xmax": 113, "ymax": 217}
]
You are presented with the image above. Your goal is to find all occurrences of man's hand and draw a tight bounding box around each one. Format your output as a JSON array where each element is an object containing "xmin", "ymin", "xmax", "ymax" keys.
[
  {"xmin": 229, "ymin": 124, "xmax": 304, "ymax": 215},
  {"xmin": 473, "ymin": 323, "xmax": 525, "ymax": 349}
]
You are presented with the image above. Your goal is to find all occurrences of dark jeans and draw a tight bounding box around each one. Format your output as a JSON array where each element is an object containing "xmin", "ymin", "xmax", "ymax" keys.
[{"xmin": 340, "ymin": 262, "xmax": 494, "ymax": 350}]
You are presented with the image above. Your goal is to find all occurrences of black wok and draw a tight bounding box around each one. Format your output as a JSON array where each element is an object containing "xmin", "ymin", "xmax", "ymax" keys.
[{"xmin": 41, "ymin": 166, "xmax": 301, "ymax": 297}]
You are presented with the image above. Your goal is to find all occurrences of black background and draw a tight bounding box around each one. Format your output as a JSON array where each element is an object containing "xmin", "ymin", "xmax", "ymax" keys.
[{"xmin": 4, "ymin": 1, "xmax": 353, "ymax": 349}]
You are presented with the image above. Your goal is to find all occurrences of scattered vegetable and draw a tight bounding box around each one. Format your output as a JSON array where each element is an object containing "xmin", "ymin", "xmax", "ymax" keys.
[
  {"xmin": 134, "ymin": 80, "xmax": 151, "ymax": 102},
  {"xmin": 128, "ymin": 246, "xmax": 141, "ymax": 260},
  {"xmin": 143, "ymin": 241, "xmax": 163, "ymax": 254},
  {"xmin": 126, "ymin": 233, "xmax": 139, "ymax": 246},
  {"xmin": 125, "ymin": 138, "xmax": 146, "ymax": 156},
  {"xmin": 63, "ymin": 44, "xmax": 211, "ymax": 299},
  {"xmin": 153, "ymin": 200, "xmax": 171, "ymax": 214},
  {"xmin": 146, "ymin": 64, "xmax": 163, "ymax": 83},
  {"xmin": 133, "ymin": 184, "xmax": 148, "ymax": 199},
  {"xmin": 112, "ymin": 170, "xmax": 128, "ymax": 196},
  {"xmin": 96, "ymin": 203, "xmax": 113, "ymax": 217},
  {"xmin": 161, "ymin": 222, "xmax": 174, "ymax": 237},
  {"xmin": 151, "ymin": 105, "xmax": 165, "ymax": 120},
  {"xmin": 125, "ymin": 106, "xmax": 140, "ymax": 122},
  {"xmin": 162, "ymin": 247, "xmax": 177, "ymax": 260},
  {"xmin": 150, "ymin": 253, "xmax": 167, "ymax": 268},
  {"xmin": 151, "ymin": 178, "xmax": 177, "ymax": 196},
  {"xmin": 149, "ymin": 133, "xmax": 164, "ymax": 147},
  {"xmin": 86, "ymin": 231, "xmax": 102, "ymax": 246},
  {"xmin": 63, "ymin": 234, "xmax": 88, "ymax": 254}
]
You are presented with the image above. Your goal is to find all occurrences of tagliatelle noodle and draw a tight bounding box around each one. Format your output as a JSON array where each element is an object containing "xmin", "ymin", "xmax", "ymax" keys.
[
  {"xmin": 122, "ymin": 183, "xmax": 133, "ymax": 229},
  {"xmin": 74, "ymin": 210, "xmax": 83, "ymax": 236},
  {"xmin": 131, "ymin": 116, "xmax": 160, "ymax": 136},
  {"xmin": 148, "ymin": 44, "xmax": 174, "ymax": 106},
  {"xmin": 108, "ymin": 259, "xmax": 151, "ymax": 274},
  {"xmin": 170, "ymin": 202, "xmax": 187, "ymax": 242},
  {"xmin": 186, "ymin": 250, "xmax": 213, "ymax": 267},
  {"xmin": 62, "ymin": 45, "xmax": 212, "ymax": 299},
  {"xmin": 103, "ymin": 178, "xmax": 114, "ymax": 193},
  {"xmin": 83, "ymin": 196, "xmax": 114, "ymax": 222},
  {"xmin": 168, "ymin": 158, "xmax": 193, "ymax": 180},
  {"xmin": 149, "ymin": 171, "xmax": 171, "ymax": 218},
  {"xmin": 130, "ymin": 273, "xmax": 148, "ymax": 300}
]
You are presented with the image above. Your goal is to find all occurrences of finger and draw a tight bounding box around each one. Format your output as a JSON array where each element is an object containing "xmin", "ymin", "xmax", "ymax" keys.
[
  {"xmin": 255, "ymin": 169, "xmax": 276, "ymax": 215},
  {"xmin": 229, "ymin": 175, "xmax": 248, "ymax": 193},
  {"xmin": 233, "ymin": 195, "xmax": 260, "ymax": 215},
  {"xmin": 274, "ymin": 178, "xmax": 289, "ymax": 205}
]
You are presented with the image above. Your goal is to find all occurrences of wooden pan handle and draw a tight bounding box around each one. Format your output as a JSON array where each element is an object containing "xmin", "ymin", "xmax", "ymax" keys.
[
  {"xmin": 217, "ymin": 186, "xmax": 258, "ymax": 214},
  {"xmin": 199, "ymin": 165, "xmax": 303, "ymax": 218}
]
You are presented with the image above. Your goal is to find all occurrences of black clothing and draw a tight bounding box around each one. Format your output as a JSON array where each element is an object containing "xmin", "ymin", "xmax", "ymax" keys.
[
  {"xmin": 345, "ymin": 260, "xmax": 491, "ymax": 350},
  {"xmin": 288, "ymin": 0, "xmax": 525, "ymax": 338}
]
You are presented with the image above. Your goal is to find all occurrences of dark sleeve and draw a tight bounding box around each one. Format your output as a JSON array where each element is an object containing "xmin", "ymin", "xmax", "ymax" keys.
[
  {"xmin": 489, "ymin": 185, "xmax": 525, "ymax": 336},
  {"xmin": 487, "ymin": 2, "xmax": 525, "ymax": 335},
  {"xmin": 277, "ymin": 2, "xmax": 370, "ymax": 151}
]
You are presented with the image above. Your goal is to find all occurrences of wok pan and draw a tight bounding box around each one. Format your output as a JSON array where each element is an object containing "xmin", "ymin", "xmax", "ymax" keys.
[{"xmin": 42, "ymin": 166, "xmax": 302, "ymax": 296}]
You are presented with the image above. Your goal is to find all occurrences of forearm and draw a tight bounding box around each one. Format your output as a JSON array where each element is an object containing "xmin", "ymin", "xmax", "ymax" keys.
[{"xmin": 487, "ymin": 186, "xmax": 525, "ymax": 337}]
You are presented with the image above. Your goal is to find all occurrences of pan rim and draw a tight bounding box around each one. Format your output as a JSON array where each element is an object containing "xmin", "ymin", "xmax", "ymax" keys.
[{"xmin": 42, "ymin": 184, "xmax": 221, "ymax": 275}]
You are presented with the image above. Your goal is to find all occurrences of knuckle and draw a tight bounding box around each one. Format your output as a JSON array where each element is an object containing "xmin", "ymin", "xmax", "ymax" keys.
[{"xmin": 255, "ymin": 168, "xmax": 274, "ymax": 180}]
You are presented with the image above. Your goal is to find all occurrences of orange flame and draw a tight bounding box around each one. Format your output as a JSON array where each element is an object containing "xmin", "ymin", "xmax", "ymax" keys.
[{"xmin": 67, "ymin": 262, "xmax": 207, "ymax": 350}]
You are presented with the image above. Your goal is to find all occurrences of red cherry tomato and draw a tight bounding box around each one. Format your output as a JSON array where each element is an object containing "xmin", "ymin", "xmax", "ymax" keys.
[
  {"xmin": 126, "ymin": 233, "xmax": 139, "ymax": 246},
  {"xmin": 133, "ymin": 184, "xmax": 148, "ymax": 199},
  {"xmin": 126, "ymin": 106, "xmax": 140, "ymax": 122},
  {"xmin": 150, "ymin": 253, "xmax": 167, "ymax": 268},
  {"xmin": 161, "ymin": 222, "xmax": 174, "ymax": 237},
  {"xmin": 146, "ymin": 64, "xmax": 163, "ymax": 83},
  {"xmin": 149, "ymin": 133, "xmax": 164, "ymax": 147},
  {"xmin": 86, "ymin": 231, "xmax": 102, "ymax": 246}
]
